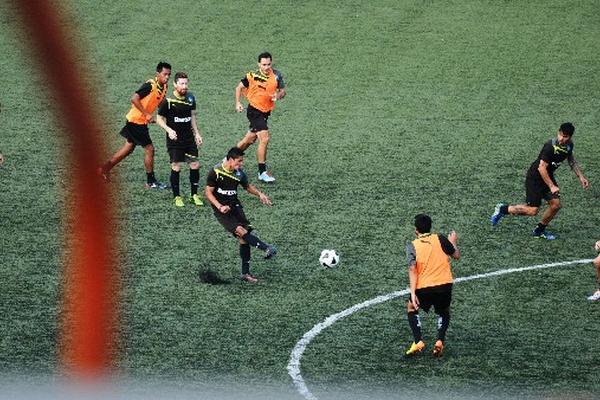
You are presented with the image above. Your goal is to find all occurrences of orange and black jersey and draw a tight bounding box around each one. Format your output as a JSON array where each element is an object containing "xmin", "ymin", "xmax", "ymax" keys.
[
  {"xmin": 240, "ymin": 69, "xmax": 285, "ymax": 113},
  {"xmin": 125, "ymin": 78, "xmax": 168, "ymax": 124},
  {"xmin": 528, "ymin": 139, "xmax": 573, "ymax": 179},
  {"xmin": 406, "ymin": 233, "xmax": 455, "ymax": 289},
  {"xmin": 157, "ymin": 92, "xmax": 197, "ymax": 148},
  {"xmin": 206, "ymin": 163, "xmax": 249, "ymax": 207}
]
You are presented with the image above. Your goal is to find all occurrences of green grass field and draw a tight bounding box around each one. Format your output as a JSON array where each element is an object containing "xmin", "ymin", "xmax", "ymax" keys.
[{"xmin": 1, "ymin": 1, "xmax": 599, "ymax": 399}]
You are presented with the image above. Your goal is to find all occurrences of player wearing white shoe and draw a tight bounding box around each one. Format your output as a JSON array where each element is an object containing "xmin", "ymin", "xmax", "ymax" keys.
[{"xmin": 235, "ymin": 52, "xmax": 286, "ymax": 183}]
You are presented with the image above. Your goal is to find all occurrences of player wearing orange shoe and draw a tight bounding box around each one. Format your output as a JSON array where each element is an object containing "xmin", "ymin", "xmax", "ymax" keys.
[{"xmin": 404, "ymin": 214, "xmax": 460, "ymax": 357}]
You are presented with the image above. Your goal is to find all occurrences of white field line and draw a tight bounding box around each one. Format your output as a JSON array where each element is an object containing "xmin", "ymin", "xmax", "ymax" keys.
[{"xmin": 287, "ymin": 258, "xmax": 594, "ymax": 400}]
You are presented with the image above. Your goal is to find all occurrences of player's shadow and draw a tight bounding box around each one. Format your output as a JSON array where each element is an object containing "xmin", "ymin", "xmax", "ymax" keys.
[{"xmin": 198, "ymin": 268, "xmax": 231, "ymax": 285}]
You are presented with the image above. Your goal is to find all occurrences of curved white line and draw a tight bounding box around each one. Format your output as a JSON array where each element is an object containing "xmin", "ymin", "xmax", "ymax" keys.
[{"xmin": 287, "ymin": 258, "xmax": 594, "ymax": 400}]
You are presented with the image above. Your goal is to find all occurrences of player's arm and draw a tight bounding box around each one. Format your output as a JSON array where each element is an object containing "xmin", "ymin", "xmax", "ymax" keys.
[
  {"xmin": 245, "ymin": 183, "xmax": 272, "ymax": 206},
  {"xmin": 567, "ymin": 153, "xmax": 589, "ymax": 189},
  {"xmin": 405, "ymin": 243, "xmax": 419, "ymax": 309},
  {"xmin": 156, "ymin": 114, "xmax": 177, "ymax": 140},
  {"xmin": 445, "ymin": 231, "xmax": 460, "ymax": 260},
  {"xmin": 235, "ymin": 80, "xmax": 248, "ymax": 112},
  {"xmin": 537, "ymin": 160, "xmax": 559, "ymax": 194},
  {"xmin": 272, "ymin": 71, "xmax": 286, "ymax": 101},
  {"xmin": 204, "ymin": 185, "xmax": 229, "ymax": 213},
  {"xmin": 191, "ymin": 110, "xmax": 202, "ymax": 145}
]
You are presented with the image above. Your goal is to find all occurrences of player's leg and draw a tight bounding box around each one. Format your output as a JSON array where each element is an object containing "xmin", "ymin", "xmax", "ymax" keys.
[
  {"xmin": 405, "ymin": 298, "xmax": 425, "ymax": 356},
  {"xmin": 432, "ymin": 288, "xmax": 452, "ymax": 357},
  {"xmin": 233, "ymin": 210, "xmax": 277, "ymax": 259},
  {"xmin": 170, "ymin": 157, "xmax": 183, "ymax": 207},
  {"xmin": 256, "ymin": 129, "xmax": 273, "ymax": 180},
  {"xmin": 99, "ymin": 140, "xmax": 135, "ymax": 181},
  {"xmin": 236, "ymin": 131, "xmax": 257, "ymax": 151},
  {"xmin": 588, "ymin": 253, "xmax": 600, "ymax": 301},
  {"xmin": 532, "ymin": 196, "xmax": 560, "ymax": 239},
  {"xmin": 188, "ymin": 150, "xmax": 202, "ymax": 205}
]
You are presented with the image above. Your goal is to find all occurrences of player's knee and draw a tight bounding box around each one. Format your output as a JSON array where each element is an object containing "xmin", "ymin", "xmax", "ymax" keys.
[
  {"xmin": 406, "ymin": 300, "xmax": 417, "ymax": 313},
  {"xmin": 144, "ymin": 144, "xmax": 155, "ymax": 155},
  {"xmin": 234, "ymin": 226, "xmax": 248, "ymax": 238},
  {"xmin": 550, "ymin": 202, "xmax": 561, "ymax": 212},
  {"xmin": 171, "ymin": 163, "xmax": 181, "ymax": 172},
  {"xmin": 189, "ymin": 161, "xmax": 200, "ymax": 169},
  {"xmin": 593, "ymin": 256, "xmax": 600, "ymax": 269},
  {"xmin": 526, "ymin": 207, "xmax": 539, "ymax": 216},
  {"xmin": 257, "ymin": 132, "xmax": 270, "ymax": 144}
]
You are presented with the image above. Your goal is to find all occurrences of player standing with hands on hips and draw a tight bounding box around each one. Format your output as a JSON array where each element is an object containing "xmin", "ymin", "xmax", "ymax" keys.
[
  {"xmin": 235, "ymin": 52, "xmax": 286, "ymax": 183},
  {"xmin": 405, "ymin": 214, "xmax": 460, "ymax": 357}
]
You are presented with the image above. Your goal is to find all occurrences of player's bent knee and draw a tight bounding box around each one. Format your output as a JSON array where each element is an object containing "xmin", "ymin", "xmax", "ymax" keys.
[
  {"xmin": 406, "ymin": 300, "xmax": 417, "ymax": 313},
  {"xmin": 189, "ymin": 161, "xmax": 200, "ymax": 169},
  {"xmin": 234, "ymin": 226, "xmax": 248, "ymax": 238}
]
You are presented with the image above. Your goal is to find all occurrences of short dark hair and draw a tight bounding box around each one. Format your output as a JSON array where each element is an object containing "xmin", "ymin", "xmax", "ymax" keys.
[
  {"xmin": 156, "ymin": 61, "xmax": 172, "ymax": 72},
  {"xmin": 414, "ymin": 214, "xmax": 432, "ymax": 234},
  {"xmin": 258, "ymin": 52, "xmax": 272, "ymax": 62},
  {"xmin": 226, "ymin": 147, "xmax": 245, "ymax": 160},
  {"xmin": 559, "ymin": 122, "xmax": 575, "ymax": 136},
  {"xmin": 174, "ymin": 71, "xmax": 188, "ymax": 83}
]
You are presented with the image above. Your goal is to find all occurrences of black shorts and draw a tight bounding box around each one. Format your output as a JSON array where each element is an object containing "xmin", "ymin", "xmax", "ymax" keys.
[
  {"xmin": 213, "ymin": 203, "xmax": 253, "ymax": 236},
  {"xmin": 525, "ymin": 174, "xmax": 559, "ymax": 207},
  {"xmin": 168, "ymin": 145, "xmax": 198, "ymax": 163},
  {"xmin": 415, "ymin": 283, "xmax": 452, "ymax": 314},
  {"xmin": 119, "ymin": 122, "xmax": 152, "ymax": 147},
  {"xmin": 247, "ymin": 104, "xmax": 270, "ymax": 133}
]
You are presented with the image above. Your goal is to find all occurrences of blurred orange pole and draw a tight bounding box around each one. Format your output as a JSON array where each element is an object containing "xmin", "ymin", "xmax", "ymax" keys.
[{"xmin": 12, "ymin": 1, "xmax": 117, "ymax": 377}]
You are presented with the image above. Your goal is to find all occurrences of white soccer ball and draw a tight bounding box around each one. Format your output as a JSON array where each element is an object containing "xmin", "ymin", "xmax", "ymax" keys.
[{"xmin": 319, "ymin": 249, "xmax": 340, "ymax": 268}]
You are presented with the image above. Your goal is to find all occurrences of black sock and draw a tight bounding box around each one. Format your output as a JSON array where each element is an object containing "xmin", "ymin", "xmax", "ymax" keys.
[
  {"xmin": 190, "ymin": 169, "xmax": 199, "ymax": 195},
  {"xmin": 147, "ymin": 172, "xmax": 156, "ymax": 184},
  {"xmin": 500, "ymin": 204, "xmax": 509, "ymax": 214},
  {"xmin": 258, "ymin": 163, "xmax": 267, "ymax": 174},
  {"xmin": 241, "ymin": 233, "xmax": 268, "ymax": 251},
  {"xmin": 535, "ymin": 223, "xmax": 547, "ymax": 233},
  {"xmin": 436, "ymin": 310, "xmax": 450, "ymax": 342},
  {"xmin": 170, "ymin": 170, "xmax": 180, "ymax": 197},
  {"xmin": 407, "ymin": 311, "xmax": 422, "ymax": 343},
  {"xmin": 240, "ymin": 244, "xmax": 251, "ymax": 275}
]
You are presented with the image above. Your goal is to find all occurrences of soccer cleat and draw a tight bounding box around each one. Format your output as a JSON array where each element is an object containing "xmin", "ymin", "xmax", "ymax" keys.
[
  {"xmin": 264, "ymin": 245, "xmax": 278, "ymax": 259},
  {"xmin": 405, "ymin": 340, "xmax": 425, "ymax": 356},
  {"xmin": 145, "ymin": 181, "xmax": 169, "ymax": 190},
  {"xmin": 432, "ymin": 340, "xmax": 444, "ymax": 357},
  {"xmin": 240, "ymin": 273, "xmax": 258, "ymax": 284},
  {"xmin": 97, "ymin": 167, "xmax": 110, "ymax": 182},
  {"xmin": 174, "ymin": 196, "xmax": 184, "ymax": 207},
  {"xmin": 258, "ymin": 171, "xmax": 276, "ymax": 183},
  {"xmin": 490, "ymin": 203, "xmax": 506, "ymax": 226},
  {"xmin": 587, "ymin": 289, "xmax": 600, "ymax": 301},
  {"xmin": 190, "ymin": 194, "xmax": 204, "ymax": 206},
  {"xmin": 531, "ymin": 230, "xmax": 556, "ymax": 240}
]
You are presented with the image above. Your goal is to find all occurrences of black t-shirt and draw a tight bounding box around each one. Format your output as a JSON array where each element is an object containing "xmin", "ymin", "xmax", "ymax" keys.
[
  {"xmin": 527, "ymin": 139, "xmax": 573, "ymax": 179},
  {"xmin": 206, "ymin": 163, "xmax": 249, "ymax": 206},
  {"xmin": 157, "ymin": 92, "xmax": 197, "ymax": 148}
]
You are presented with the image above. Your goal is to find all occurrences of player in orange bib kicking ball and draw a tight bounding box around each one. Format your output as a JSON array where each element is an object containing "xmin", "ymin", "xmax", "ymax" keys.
[
  {"xmin": 405, "ymin": 214, "xmax": 460, "ymax": 357},
  {"xmin": 235, "ymin": 52, "xmax": 286, "ymax": 183}
]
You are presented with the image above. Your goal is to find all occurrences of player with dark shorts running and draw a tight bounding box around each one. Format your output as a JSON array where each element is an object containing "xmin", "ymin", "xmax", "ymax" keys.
[
  {"xmin": 99, "ymin": 61, "xmax": 171, "ymax": 189},
  {"xmin": 205, "ymin": 147, "xmax": 277, "ymax": 283},
  {"xmin": 404, "ymin": 214, "xmax": 460, "ymax": 358},
  {"xmin": 491, "ymin": 122, "xmax": 589, "ymax": 240}
]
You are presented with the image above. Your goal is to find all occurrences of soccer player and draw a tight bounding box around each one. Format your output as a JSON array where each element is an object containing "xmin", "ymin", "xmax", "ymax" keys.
[
  {"xmin": 491, "ymin": 122, "xmax": 589, "ymax": 240},
  {"xmin": 98, "ymin": 62, "xmax": 171, "ymax": 189},
  {"xmin": 156, "ymin": 72, "xmax": 203, "ymax": 207},
  {"xmin": 405, "ymin": 214, "xmax": 460, "ymax": 357},
  {"xmin": 205, "ymin": 147, "xmax": 277, "ymax": 283},
  {"xmin": 588, "ymin": 240, "xmax": 600, "ymax": 301},
  {"xmin": 235, "ymin": 52, "xmax": 286, "ymax": 183}
]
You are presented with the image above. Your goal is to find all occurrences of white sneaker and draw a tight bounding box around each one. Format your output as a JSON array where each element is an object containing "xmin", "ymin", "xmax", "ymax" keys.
[
  {"xmin": 587, "ymin": 289, "xmax": 600, "ymax": 301},
  {"xmin": 258, "ymin": 171, "xmax": 275, "ymax": 182}
]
